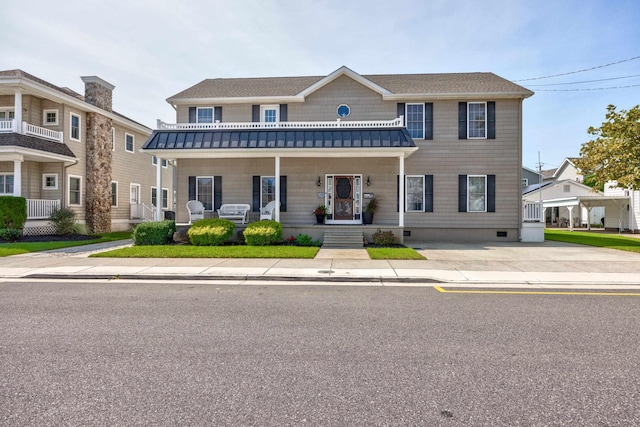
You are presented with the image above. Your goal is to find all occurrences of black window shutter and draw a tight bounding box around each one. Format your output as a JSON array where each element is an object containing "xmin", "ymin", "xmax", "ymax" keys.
[
  {"xmin": 279, "ymin": 176, "xmax": 287, "ymax": 212},
  {"xmin": 487, "ymin": 174, "xmax": 496, "ymax": 212},
  {"xmin": 397, "ymin": 103, "xmax": 406, "ymax": 125},
  {"xmin": 214, "ymin": 106, "xmax": 222, "ymax": 123},
  {"xmin": 188, "ymin": 176, "xmax": 196, "ymax": 201},
  {"xmin": 425, "ymin": 175, "xmax": 433, "ymax": 212},
  {"xmin": 458, "ymin": 102, "xmax": 467, "ymax": 139},
  {"xmin": 487, "ymin": 101, "xmax": 496, "ymax": 139},
  {"xmin": 397, "ymin": 175, "xmax": 400, "ymax": 212},
  {"xmin": 252, "ymin": 105, "xmax": 260, "ymax": 122},
  {"xmin": 213, "ymin": 176, "xmax": 222, "ymax": 210},
  {"xmin": 279, "ymin": 104, "xmax": 288, "ymax": 122},
  {"xmin": 252, "ymin": 176, "xmax": 260, "ymax": 211},
  {"xmin": 425, "ymin": 103, "xmax": 433, "ymax": 140},
  {"xmin": 458, "ymin": 175, "xmax": 467, "ymax": 212},
  {"xmin": 188, "ymin": 107, "xmax": 196, "ymax": 123}
]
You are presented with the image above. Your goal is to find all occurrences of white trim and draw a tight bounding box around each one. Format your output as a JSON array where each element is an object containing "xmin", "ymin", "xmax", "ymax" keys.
[
  {"xmin": 260, "ymin": 105, "xmax": 279, "ymax": 123},
  {"xmin": 405, "ymin": 175, "xmax": 425, "ymax": 212},
  {"xmin": 467, "ymin": 175, "xmax": 487, "ymax": 212},
  {"xmin": 0, "ymin": 172, "xmax": 14, "ymax": 195},
  {"xmin": 68, "ymin": 175, "xmax": 82, "ymax": 206},
  {"xmin": 297, "ymin": 66, "xmax": 392, "ymax": 99},
  {"xmin": 111, "ymin": 181, "xmax": 118, "ymax": 207},
  {"xmin": 43, "ymin": 109, "xmax": 59, "ymax": 126},
  {"xmin": 196, "ymin": 107, "xmax": 214, "ymax": 123},
  {"xmin": 467, "ymin": 102, "xmax": 487, "ymax": 140},
  {"xmin": 196, "ymin": 176, "xmax": 214, "ymax": 211},
  {"xmin": 260, "ymin": 175, "xmax": 276, "ymax": 209},
  {"xmin": 150, "ymin": 186, "xmax": 168, "ymax": 209},
  {"xmin": 129, "ymin": 183, "xmax": 141, "ymax": 204},
  {"xmin": 42, "ymin": 173, "xmax": 58, "ymax": 190},
  {"xmin": 162, "ymin": 187, "xmax": 169, "ymax": 209},
  {"xmin": 0, "ymin": 146, "xmax": 77, "ymax": 163},
  {"xmin": 125, "ymin": 132, "xmax": 134, "ymax": 153},
  {"xmin": 152, "ymin": 155, "xmax": 158, "ymax": 166},
  {"xmin": 405, "ymin": 103, "xmax": 425, "ymax": 140},
  {"xmin": 69, "ymin": 112, "xmax": 81, "ymax": 141}
]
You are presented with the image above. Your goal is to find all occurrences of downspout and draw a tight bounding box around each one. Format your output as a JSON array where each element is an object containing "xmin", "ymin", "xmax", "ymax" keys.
[{"xmin": 517, "ymin": 98, "xmax": 523, "ymax": 241}]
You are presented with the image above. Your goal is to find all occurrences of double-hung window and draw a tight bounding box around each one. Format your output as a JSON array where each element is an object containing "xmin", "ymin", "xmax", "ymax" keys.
[
  {"xmin": 468, "ymin": 102, "xmax": 487, "ymax": 139},
  {"xmin": 70, "ymin": 113, "xmax": 80, "ymax": 141},
  {"xmin": 406, "ymin": 104, "xmax": 424, "ymax": 139},
  {"xmin": 405, "ymin": 175, "xmax": 425, "ymax": 212},
  {"xmin": 111, "ymin": 182, "xmax": 118, "ymax": 207},
  {"xmin": 261, "ymin": 105, "xmax": 278, "ymax": 124},
  {"xmin": 197, "ymin": 107, "xmax": 213, "ymax": 123},
  {"xmin": 0, "ymin": 174, "xmax": 14, "ymax": 194},
  {"xmin": 261, "ymin": 176, "xmax": 276, "ymax": 208},
  {"xmin": 151, "ymin": 187, "xmax": 169, "ymax": 209},
  {"xmin": 68, "ymin": 176, "xmax": 82, "ymax": 205},
  {"xmin": 196, "ymin": 176, "xmax": 213, "ymax": 211},
  {"xmin": 468, "ymin": 175, "xmax": 487, "ymax": 212},
  {"xmin": 125, "ymin": 133, "xmax": 134, "ymax": 153}
]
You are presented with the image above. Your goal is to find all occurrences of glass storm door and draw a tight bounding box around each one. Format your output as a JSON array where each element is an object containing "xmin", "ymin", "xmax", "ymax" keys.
[{"xmin": 333, "ymin": 176, "xmax": 354, "ymax": 220}]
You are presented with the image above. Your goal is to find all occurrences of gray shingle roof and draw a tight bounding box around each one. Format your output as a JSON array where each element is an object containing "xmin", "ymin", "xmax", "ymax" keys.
[
  {"xmin": 0, "ymin": 133, "xmax": 76, "ymax": 158},
  {"xmin": 168, "ymin": 71, "xmax": 532, "ymax": 100}
]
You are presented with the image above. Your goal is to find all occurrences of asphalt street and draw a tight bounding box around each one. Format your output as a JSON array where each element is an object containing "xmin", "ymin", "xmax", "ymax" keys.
[{"xmin": 1, "ymin": 281, "xmax": 639, "ymax": 426}]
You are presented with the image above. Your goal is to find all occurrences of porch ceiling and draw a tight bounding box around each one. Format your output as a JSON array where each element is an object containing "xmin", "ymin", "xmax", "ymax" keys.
[{"xmin": 142, "ymin": 128, "xmax": 418, "ymax": 159}]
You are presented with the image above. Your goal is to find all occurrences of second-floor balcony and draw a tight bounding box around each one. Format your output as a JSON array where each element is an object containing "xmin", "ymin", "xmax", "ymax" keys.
[
  {"xmin": 0, "ymin": 119, "xmax": 63, "ymax": 143},
  {"xmin": 157, "ymin": 117, "xmax": 405, "ymax": 131}
]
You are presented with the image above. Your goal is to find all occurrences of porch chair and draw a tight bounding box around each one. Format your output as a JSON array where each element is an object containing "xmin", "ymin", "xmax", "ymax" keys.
[
  {"xmin": 260, "ymin": 200, "xmax": 280, "ymax": 221},
  {"xmin": 186, "ymin": 200, "xmax": 205, "ymax": 224}
]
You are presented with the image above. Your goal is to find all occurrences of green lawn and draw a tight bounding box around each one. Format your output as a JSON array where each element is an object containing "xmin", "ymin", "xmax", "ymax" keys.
[
  {"xmin": 545, "ymin": 229, "xmax": 640, "ymax": 254},
  {"xmin": 92, "ymin": 245, "xmax": 319, "ymax": 259},
  {"xmin": 0, "ymin": 232, "xmax": 132, "ymax": 257},
  {"xmin": 366, "ymin": 247, "xmax": 426, "ymax": 260}
]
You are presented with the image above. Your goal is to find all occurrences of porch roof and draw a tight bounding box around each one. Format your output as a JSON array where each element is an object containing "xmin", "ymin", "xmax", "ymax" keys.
[
  {"xmin": 142, "ymin": 127, "xmax": 418, "ymax": 159},
  {"xmin": 0, "ymin": 133, "xmax": 76, "ymax": 160}
]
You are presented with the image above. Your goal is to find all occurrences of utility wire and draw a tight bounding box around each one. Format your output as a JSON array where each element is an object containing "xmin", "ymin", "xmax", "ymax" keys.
[
  {"xmin": 525, "ymin": 73, "xmax": 640, "ymax": 87},
  {"xmin": 514, "ymin": 55, "xmax": 640, "ymax": 82},
  {"xmin": 533, "ymin": 83, "xmax": 640, "ymax": 92}
]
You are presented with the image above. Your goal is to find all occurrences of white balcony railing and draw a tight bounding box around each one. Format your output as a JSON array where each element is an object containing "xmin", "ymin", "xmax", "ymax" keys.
[
  {"xmin": 157, "ymin": 117, "xmax": 405, "ymax": 131},
  {"xmin": 27, "ymin": 199, "xmax": 61, "ymax": 219},
  {"xmin": 0, "ymin": 119, "xmax": 63, "ymax": 143},
  {"xmin": 523, "ymin": 201, "xmax": 542, "ymax": 222},
  {"xmin": 130, "ymin": 203, "xmax": 155, "ymax": 221}
]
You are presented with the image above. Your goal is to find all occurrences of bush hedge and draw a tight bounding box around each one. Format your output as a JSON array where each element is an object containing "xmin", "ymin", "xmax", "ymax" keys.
[
  {"xmin": 48, "ymin": 207, "xmax": 78, "ymax": 235},
  {"xmin": 188, "ymin": 218, "xmax": 235, "ymax": 246},
  {"xmin": 243, "ymin": 220, "xmax": 283, "ymax": 246},
  {"xmin": 0, "ymin": 196, "xmax": 27, "ymax": 230},
  {"xmin": 133, "ymin": 220, "xmax": 176, "ymax": 245},
  {"xmin": 0, "ymin": 228, "xmax": 23, "ymax": 242},
  {"xmin": 372, "ymin": 229, "xmax": 395, "ymax": 246}
]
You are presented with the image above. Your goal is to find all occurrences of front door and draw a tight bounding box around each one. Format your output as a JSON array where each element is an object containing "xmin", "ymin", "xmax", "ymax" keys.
[{"xmin": 333, "ymin": 176, "xmax": 354, "ymax": 220}]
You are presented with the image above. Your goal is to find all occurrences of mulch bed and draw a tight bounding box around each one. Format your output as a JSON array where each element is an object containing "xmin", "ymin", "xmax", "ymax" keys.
[{"xmin": 2, "ymin": 234, "xmax": 96, "ymax": 243}]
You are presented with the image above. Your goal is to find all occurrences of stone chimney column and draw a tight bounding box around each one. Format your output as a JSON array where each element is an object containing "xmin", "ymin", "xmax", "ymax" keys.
[{"xmin": 81, "ymin": 76, "xmax": 114, "ymax": 234}]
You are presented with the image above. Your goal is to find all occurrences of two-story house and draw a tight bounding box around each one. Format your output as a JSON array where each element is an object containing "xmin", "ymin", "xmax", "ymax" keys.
[
  {"xmin": 142, "ymin": 66, "xmax": 533, "ymax": 243},
  {"xmin": 0, "ymin": 69, "xmax": 173, "ymax": 235}
]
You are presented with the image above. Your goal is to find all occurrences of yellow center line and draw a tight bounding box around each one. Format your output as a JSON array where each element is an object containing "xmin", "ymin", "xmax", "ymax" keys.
[{"xmin": 433, "ymin": 285, "xmax": 640, "ymax": 296}]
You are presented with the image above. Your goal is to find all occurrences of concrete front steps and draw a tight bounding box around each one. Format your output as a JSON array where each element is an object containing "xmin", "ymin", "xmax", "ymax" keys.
[{"xmin": 322, "ymin": 229, "xmax": 364, "ymax": 248}]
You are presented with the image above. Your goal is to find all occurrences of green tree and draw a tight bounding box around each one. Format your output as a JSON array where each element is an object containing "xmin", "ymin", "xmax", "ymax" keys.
[{"xmin": 574, "ymin": 104, "xmax": 640, "ymax": 190}]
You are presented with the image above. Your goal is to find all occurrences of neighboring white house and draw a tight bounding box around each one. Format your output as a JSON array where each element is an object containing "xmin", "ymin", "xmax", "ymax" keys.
[{"xmin": 604, "ymin": 183, "xmax": 639, "ymax": 233}]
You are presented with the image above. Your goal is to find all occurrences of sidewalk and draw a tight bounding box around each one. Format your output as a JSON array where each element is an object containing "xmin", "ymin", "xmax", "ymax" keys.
[{"xmin": 1, "ymin": 239, "xmax": 640, "ymax": 286}]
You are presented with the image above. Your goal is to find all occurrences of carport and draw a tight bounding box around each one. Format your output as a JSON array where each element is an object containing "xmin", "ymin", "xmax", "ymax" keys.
[{"xmin": 543, "ymin": 195, "xmax": 630, "ymax": 231}]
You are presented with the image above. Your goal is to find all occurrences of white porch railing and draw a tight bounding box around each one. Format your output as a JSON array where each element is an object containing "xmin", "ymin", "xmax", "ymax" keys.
[
  {"xmin": 27, "ymin": 199, "xmax": 61, "ymax": 219},
  {"xmin": 0, "ymin": 119, "xmax": 63, "ymax": 143},
  {"xmin": 130, "ymin": 203, "xmax": 155, "ymax": 221},
  {"xmin": 158, "ymin": 117, "xmax": 404, "ymax": 131},
  {"xmin": 523, "ymin": 201, "xmax": 542, "ymax": 222}
]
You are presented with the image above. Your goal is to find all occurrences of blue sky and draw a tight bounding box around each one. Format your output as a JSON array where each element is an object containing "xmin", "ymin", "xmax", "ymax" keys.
[{"xmin": 2, "ymin": 0, "xmax": 639, "ymax": 172}]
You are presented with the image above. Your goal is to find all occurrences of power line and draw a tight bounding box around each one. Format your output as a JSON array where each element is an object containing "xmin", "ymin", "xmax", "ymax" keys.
[
  {"xmin": 534, "ymin": 83, "xmax": 640, "ymax": 92},
  {"xmin": 514, "ymin": 55, "xmax": 640, "ymax": 82},
  {"xmin": 525, "ymin": 73, "xmax": 640, "ymax": 87}
]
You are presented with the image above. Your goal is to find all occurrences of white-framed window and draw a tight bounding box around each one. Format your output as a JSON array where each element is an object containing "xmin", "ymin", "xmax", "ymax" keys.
[
  {"xmin": 468, "ymin": 175, "xmax": 487, "ymax": 212},
  {"xmin": 261, "ymin": 105, "xmax": 278, "ymax": 123},
  {"xmin": 111, "ymin": 181, "xmax": 118, "ymax": 207},
  {"xmin": 130, "ymin": 183, "xmax": 141, "ymax": 204},
  {"xmin": 522, "ymin": 178, "xmax": 528, "ymax": 187},
  {"xmin": 196, "ymin": 176, "xmax": 214, "ymax": 211},
  {"xmin": 468, "ymin": 102, "xmax": 487, "ymax": 139},
  {"xmin": 405, "ymin": 103, "xmax": 424, "ymax": 139},
  {"xmin": 111, "ymin": 127, "xmax": 116, "ymax": 151},
  {"xmin": 0, "ymin": 174, "xmax": 14, "ymax": 194},
  {"xmin": 196, "ymin": 107, "xmax": 213, "ymax": 123},
  {"xmin": 125, "ymin": 133, "xmax": 134, "ymax": 153},
  {"xmin": 261, "ymin": 176, "xmax": 276, "ymax": 208},
  {"xmin": 152, "ymin": 187, "xmax": 169, "ymax": 209},
  {"xmin": 0, "ymin": 109, "xmax": 15, "ymax": 121},
  {"xmin": 70, "ymin": 113, "xmax": 81, "ymax": 141},
  {"xmin": 43, "ymin": 109, "xmax": 59, "ymax": 126},
  {"xmin": 42, "ymin": 174, "xmax": 58, "ymax": 190},
  {"xmin": 68, "ymin": 175, "xmax": 82, "ymax": 206},
  {"xmin": 152, "ymin": 156, "xmax": 168, "ymax": 168},
  {"xmin": 405, "ymin": 175, "xmax": 425, "ymax": 212}
]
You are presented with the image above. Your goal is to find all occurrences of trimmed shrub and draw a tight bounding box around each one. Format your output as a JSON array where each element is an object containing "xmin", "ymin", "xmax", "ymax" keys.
[
  {"xmin": 133, "ymin": 220, "xmax": 176, "ymax": 245},
  {"xmin": 0, "ymin": 196, "xmax": 27, "ymax": 230},
  {"xmin": 0, "ymin": 228, "xmax": 22, "ymax": 242},
  {"xmin": 372, "ymin": 229, "xmax": 395, "ymax": 246},
  {"xmin": 295, "ymin": 234, "xmax": 322, "ymax": 247},
  {"xmin": 243, "ymin": 220, "xmax": 283, "ymax": 246},
  {"xmin": 49, "ymin": 207, "xmax": 79, "ymax": 235},
  {"xmin": 188, "ymin": 218, "xmax": 235, "ymax": 246}
]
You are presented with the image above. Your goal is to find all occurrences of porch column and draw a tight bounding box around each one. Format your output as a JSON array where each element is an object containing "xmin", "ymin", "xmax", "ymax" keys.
[
  {"xmin": 567, "ymin": 205, "xmax": 574, "ymax": 231},
  {"xmin": 274, "ymin": 156, "xmax": 280, "ymax": 222},
  {"xmin": 398, "ymin": 155, "xmax": 404, "ymax": 227},
  {"xmin": 156, "ymin": 157, "xmax": 162, "ymax": 220},
  {"xmin": 542, "ymin": 207, "xmax": 547, "ymax": 227},
  {"xmin": 585, "ymin": 206, "xmax": 592, "ymax": 230},
  {"xmin": 13, "ymin": 158, "xmax": 22, "ymax": 196},
  {"xmin": 14, "ymin": 91, "xmax": 22, "ymax": 134}
]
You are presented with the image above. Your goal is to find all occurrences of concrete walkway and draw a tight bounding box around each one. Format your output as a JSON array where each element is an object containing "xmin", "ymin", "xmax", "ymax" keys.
[{"xmin": 1, "ymin": 239, "xmax": 640, "ymax": 287}]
